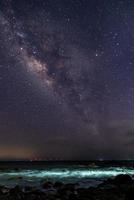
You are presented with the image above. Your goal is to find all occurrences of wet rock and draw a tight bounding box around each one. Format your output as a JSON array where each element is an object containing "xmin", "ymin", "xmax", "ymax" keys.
[
  {"xmin": 125, "ymin": 186, "xmax": 134, "ymax": 200},
  {"xmin": 0, "ymin": 175, "xmax": 133, "ymax": 200},
  {"xmin": 100, "ymin": 177, "xmax": 113, "ymax": 185},
  {"xmin": 100, "ymin": 174, "xmax": 133, "ymax": 188},
  {"xmin": 56, "ymin": 184, "xmax": 76, "ymax": 199},
  {"xmin": 25, "ymin": 189, "xmax": 47, "ymax": 200},
  {"xmin": 63, "ymin": 183, "xmax": 76, "ymax": 191},
  {"xmin": 113, "ymin": 174, "xmax": 133, "ymax": 185},
  {"xmin": 0, "ymin": 186, "xmax": 5, "ymax": 193},
  {"xmin": 1, "ymin": 187, "xmax": 10, "ymax": 195},
  {"xmin": 42, "ymin": 181, "xmax": 53, "ymax": 189},
  {"xmin": 77, "ymin": 188, "xmax": 93, "ymax": 199},
  {"xmin": 24, "ymin": 186, "xmax": 35, "ymax": 193},
  {"xmin": 57, "ymin": 183, "xmax": 77, "ymax": 198},
  {"xmin": 9, "ymin": 185, "xmax": 22, "ymax": 195},
  {"xmin": 68, "ymin": 192, "xmax": 78, "ymax": 200},
  {"xmin": 53, "ymin": 181, "xmax": 63, "ymax": 189},
  {"xmin": 9, "ymin": 185, "xmax": 25, "ymax": 200}
]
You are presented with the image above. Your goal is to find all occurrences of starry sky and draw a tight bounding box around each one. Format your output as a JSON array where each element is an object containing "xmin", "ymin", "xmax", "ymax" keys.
[{"xmin": 1, "ymin": 0, "xmax": 134, "ymax": 160}]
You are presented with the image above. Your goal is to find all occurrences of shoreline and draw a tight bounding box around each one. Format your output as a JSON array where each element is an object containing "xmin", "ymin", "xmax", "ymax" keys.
[{"xmin": 0, "ymin": 174, "xmax": 133, "ymax": 199}]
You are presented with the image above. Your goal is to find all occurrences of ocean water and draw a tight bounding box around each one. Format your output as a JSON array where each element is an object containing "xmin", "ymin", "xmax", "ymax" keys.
[{"xmin": 0, "ymin": 161, "xmax": 134, "ymax": 188}]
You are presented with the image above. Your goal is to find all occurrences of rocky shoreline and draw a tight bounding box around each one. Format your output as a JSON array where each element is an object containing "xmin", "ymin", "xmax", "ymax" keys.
[{"xmin": 0, "ymin": 174, "xmax": 133, "ymax": 199}]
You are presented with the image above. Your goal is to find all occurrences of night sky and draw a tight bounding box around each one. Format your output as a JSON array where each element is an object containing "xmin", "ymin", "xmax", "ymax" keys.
[{"xmin": 0, "ymin": 0, "xmax": 134, "ymax": 160}]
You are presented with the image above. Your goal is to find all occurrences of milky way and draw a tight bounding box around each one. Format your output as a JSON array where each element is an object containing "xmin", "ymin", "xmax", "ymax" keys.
[{"xmin": 1, "ymin": 0, "xmax": 134, "ymax": 160}]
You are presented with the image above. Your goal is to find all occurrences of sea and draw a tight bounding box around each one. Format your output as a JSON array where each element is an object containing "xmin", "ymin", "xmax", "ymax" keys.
[{"xmin": 0, "ymin": 160, "xmax": 134, "ymax": 188}]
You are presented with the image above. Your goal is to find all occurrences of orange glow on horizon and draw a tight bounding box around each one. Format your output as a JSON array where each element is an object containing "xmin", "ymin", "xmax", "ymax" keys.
[{"xmin": 0, "ymin": 147, "xmax": 34, "ymax": 159}]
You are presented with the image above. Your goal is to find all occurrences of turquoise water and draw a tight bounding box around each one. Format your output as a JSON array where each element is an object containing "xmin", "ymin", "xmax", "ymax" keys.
[{"xmin": 0, "ymin": 166, "xmax": 134, "ymax": 187}]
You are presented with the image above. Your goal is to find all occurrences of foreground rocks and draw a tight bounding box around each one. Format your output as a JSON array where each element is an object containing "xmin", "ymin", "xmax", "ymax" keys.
[{"xmin": 0, "ymin": 174, "xmax": 134, "ymax": 199}]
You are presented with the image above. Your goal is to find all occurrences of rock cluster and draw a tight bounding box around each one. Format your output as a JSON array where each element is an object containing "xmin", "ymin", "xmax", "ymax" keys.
[{"xmin": 0, "ymin": 174, "xmax": 133, "ymax": 199}]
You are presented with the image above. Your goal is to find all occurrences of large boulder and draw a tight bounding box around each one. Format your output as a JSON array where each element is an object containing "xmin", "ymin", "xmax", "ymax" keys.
[
  {"xmin": 113, "ymin": 174, "xmax": 133, "ymax": 185},
  {"xmin": 100, "ymin": 174, "xmax": 133, "ymax": 187}
]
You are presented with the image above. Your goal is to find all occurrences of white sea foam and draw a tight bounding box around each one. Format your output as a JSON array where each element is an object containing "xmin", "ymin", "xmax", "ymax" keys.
[{"xmin": 0, "ymin": 166, "xmax": 134, "ymax": 187}]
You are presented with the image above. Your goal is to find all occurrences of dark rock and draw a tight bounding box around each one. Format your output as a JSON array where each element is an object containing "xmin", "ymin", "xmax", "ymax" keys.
[
  {"xmin": 42, "ymin": 181, "xmax": 53, "ymax": 189},
  {"xmin": 57, "ymin": 184, "xmax": 76, "ymax": 199},
  {"xmin": 25, "ymin": 189, "xmax": 47, "ymax": 200},
  {"xmin": 1, "ymin": 187, "xmax": 10, "ymax": 195},
  {"xmin": 69, "ymin": 192, "xmax": 78, "ymax": 200},
  {"xmin": 0, "ymin": 186, "xmax": 10, "ymax": 196},
  {"xmin": 9, "ymin": 185, "xmax": 22, "ymax": 195},
  {"xmin": 100, "ymin": 174, "xmax": 133, "ymax": 188},
  {"xmin": 76, "ymin": 188, "xmax": 93, "ymax": 199},
  {"xmin": 64, "ymin": 183, "xmax": 76, "ymax": 190},
  {"xmin": 113, "ymin": 174, "xmax": 133, "ymax": 185},
  {"xmin": 53, "ymin": 181, "xmax": 63, "ymax": 189},
  {"xmin": 24, "ymin": 186, "xmax": 35, "ymax": 193},
  {"xmin": 125, "ymin": 186, "xmax": 134, "ymax": 200},
  {"xmin": 0, "ymin": 175, "xmax": 133, "ymax": 200},
  {"xmin": 9, "ymin": 185, "xmax": 24, "ymax": 199}
]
